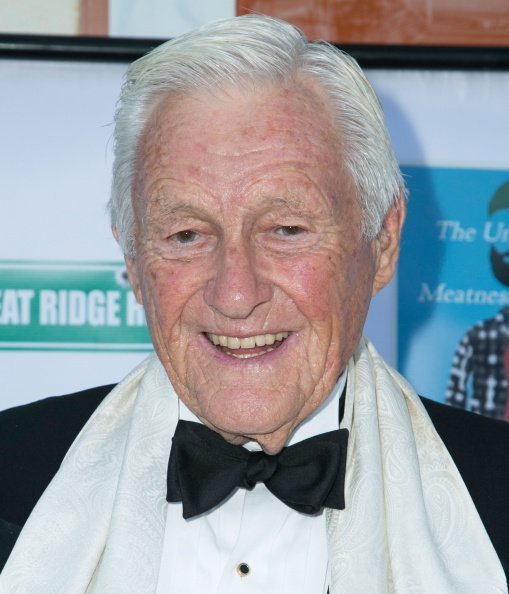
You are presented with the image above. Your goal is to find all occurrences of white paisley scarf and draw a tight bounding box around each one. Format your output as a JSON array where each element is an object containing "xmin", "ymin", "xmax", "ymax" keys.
[{"xmin": 1, "ymin": 338, "xmax": 506, "ymax": 593}]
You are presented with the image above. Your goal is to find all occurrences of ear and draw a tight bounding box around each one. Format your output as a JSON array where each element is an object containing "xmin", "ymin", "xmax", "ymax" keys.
[
  {"xmin": 112, "ymin": 225, "xmax": 143, "ymax": 305},
  {"xmin": 372, "ymin": 195, "xmax": 406, "ymax": 296}
]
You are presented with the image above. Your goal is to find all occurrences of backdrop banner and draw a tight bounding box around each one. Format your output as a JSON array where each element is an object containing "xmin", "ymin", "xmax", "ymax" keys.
[
  {"xmin": 399, "ymin": 167, "xmax": 509, "ymax": 420},
  {"xmin": 0, "ymin": 261, "xmax": 150, "ymax": 351},
  {"xmin": 1, "ymin": 60, "xmax": 508, "ymax": 411}
]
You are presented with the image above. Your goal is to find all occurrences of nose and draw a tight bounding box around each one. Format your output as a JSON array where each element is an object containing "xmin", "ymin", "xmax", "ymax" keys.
[{"xmin": 204, "ymin": 239, "xmax": 272, "ymax": 319}]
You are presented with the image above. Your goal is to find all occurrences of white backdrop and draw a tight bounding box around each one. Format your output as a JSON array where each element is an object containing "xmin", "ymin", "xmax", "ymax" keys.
[
  {"xmin": 0, "ymin": 59, "xmax": 143, "ymax": 409},
  {"xmin": 1, "ymin": 57, "xmax": 508, "ymax": 409}
]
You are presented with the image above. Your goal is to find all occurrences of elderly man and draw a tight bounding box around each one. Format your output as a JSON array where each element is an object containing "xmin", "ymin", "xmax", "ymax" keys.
[{"xmin": 1, "ymin": 15, "xmax": 508, "ymax": 593}]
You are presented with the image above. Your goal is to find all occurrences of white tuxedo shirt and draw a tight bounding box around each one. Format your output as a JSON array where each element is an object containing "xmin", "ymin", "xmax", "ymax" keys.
[{"xmin": 156, "ymin": 373, "xmax": 346, "ymax": 594}]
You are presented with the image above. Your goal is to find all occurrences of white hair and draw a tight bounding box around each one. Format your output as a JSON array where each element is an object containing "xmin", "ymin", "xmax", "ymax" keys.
[{"xmin": 109, "ymin": 14, "xmax": 406, "ymax": 256}]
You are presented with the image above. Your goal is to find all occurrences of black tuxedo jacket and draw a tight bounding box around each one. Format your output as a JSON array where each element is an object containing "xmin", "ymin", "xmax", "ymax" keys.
[{"xmin": 1, "ymin": 385, "xmax": 508, "ymax": 579}]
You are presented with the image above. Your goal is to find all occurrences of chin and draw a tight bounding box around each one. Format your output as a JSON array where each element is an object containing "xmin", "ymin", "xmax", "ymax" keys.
[{"xmin": 202, "ymin": 389, "xmax": 300, "ymax": 441}]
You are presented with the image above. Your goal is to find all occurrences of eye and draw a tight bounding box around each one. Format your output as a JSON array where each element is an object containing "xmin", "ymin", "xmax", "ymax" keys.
[
  {"xmin": 275, "ymin": 225, "xmax": 304, "ymax": 236},
  {"xmin": 171, "ymin": 229, "xmax": 198, "ymax": 243}
]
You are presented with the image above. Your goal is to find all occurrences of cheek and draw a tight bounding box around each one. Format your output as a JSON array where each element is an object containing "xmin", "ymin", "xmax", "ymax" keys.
[
  {"xmin": 273, "ymin": 255, "xmax": 352, "ymax": 322},
  {"xmin": 139, "ymin": 261, "xmax": 203, "ymax": 327},
  {"xmin": 272, "ymin": 241, "xmax": 376, "ymax": 342},
  {"xmin": 337, "ymin": 246, "xmax": 377, "ymax": 327}
]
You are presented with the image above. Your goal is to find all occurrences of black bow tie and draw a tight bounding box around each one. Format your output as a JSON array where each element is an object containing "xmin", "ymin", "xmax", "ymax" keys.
[{"xmin": 166, "ymin": 419, "xmax": 349, "ymax": 519}]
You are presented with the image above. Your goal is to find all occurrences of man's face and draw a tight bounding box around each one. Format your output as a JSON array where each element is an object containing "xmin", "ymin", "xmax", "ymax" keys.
[{"xmin": 126, "ymin": 83, "xmax": 401, "ymax": 453}]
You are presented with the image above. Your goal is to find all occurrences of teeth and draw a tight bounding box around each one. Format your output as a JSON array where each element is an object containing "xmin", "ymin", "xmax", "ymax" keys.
[
  {"xmin": 206, "ymin": 331, "xmax": 289, "ymax": 350},
  {"xmin": 229, "ymin": 347, "xmax": 274, "ymax": 359},
  {"xmin": 255, "ymin": 335, "xmax": 266, "ymax": 347},
  {"xmin": 239, "ymin": 336, "xmax": 256, "ymax": 349},
  {"xmin": 227, "ymin": 336, "xmax": 241, "ymax": 349}
]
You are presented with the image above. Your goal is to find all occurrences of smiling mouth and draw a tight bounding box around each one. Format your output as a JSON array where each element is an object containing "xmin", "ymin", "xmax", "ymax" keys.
[{"xmin": 205, "ymin": 331, "xmax": 290, "ymax": 359}]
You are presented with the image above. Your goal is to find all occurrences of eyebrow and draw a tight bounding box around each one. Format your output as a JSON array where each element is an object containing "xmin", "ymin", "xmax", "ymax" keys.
[
  {"xmin": 267, "ymin": 196, "xmax": 305, "ymax": 209},
  {"xmin": 142, "ymin": 189, "xmax": 329, "ymax": 225},
  {"xmin": 145, "ymin": 196, "xmax": 211, "ymax": 221},
  {"xmin": 259, "ymin": 195, "xmax": 324, "ymax": 215}
]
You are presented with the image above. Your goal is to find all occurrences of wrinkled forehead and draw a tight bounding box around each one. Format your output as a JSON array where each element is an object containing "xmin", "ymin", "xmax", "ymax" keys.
[{"xmin": 132, "ymin": 80, "xmax": 348, "ymax": 208}]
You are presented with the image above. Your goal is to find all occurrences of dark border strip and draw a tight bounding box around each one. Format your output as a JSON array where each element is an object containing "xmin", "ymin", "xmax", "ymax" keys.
[
  {"xmin": 0, "ymin": 34, "xmax": 157, "ymax": 63},
  {"xmin": 347, "ymin": 44, "xmax": 509, "ymax": 70},
  {"xmin": 0, "ymin": 33, "xmax": 508, "ymax": 70}
]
